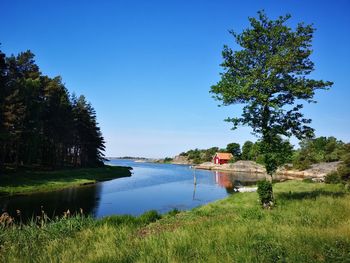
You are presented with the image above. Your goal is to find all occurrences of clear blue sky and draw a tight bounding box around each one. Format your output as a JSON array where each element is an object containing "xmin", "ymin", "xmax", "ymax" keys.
[{"xmin": 1, "ymin": 0, "xmax": 349, "ymax": 158}]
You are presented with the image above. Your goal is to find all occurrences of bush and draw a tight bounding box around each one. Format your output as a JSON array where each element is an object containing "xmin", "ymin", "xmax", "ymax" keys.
[
  {"xmin": 166, "ymin": 208, "xmax": 180, "ymax": 217},
  {"xmin": 324, "ymin": 172, "xmax": 342, "ymax": 184},
  {"xmin": 293, "ymin": 158, "xmax": 312, "ymax": 170},
  {"xmin": 138, "ymin": 210, "xmax": 161, "ymax": 224},
  {"xmin": 257, "ymin": 180, "xmax": 274, "ymax": 208},
  {"xmin": 337, "ymin": 146, "xmax": 350, "ymax": 181}
]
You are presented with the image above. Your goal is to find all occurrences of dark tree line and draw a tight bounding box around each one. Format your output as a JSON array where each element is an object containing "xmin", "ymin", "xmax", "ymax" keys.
[{"xmin": 0, "ymin": 49, "xmax": 106, "ymax": 171}]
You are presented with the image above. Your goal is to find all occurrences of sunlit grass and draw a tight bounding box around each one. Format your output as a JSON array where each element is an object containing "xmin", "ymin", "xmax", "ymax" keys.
[
  {"xmin": 0, "ymin": 165, "xmax": 132, "ymax": 195},
  {"xmin": 1, "ymin": 181, "xmax": 349, "ymax": 262}
]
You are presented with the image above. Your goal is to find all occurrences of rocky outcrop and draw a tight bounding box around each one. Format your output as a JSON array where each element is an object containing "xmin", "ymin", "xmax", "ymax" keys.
[
  {"xmin": 171, "ymin": 155, "xmax": 192, "ymax": 165},
  {"xmin": 193, "ymin": 160, "xmax": 341, "ymax": 181},
  {"xmin": 275, "ymin": 161, "xmax": 341, "ymax": 180},
  {"xmin": 194, "ymin": 161, "xmax": 265, "ymax": 173}
]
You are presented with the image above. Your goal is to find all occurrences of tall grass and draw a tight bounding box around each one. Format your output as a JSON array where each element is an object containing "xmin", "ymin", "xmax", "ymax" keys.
[{"xmin": 1, "ymin": 181, "xmax": 349, "ymax": 262}]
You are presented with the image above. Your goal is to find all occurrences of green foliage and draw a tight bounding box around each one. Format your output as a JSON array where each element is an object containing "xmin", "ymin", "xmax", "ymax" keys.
[
  {"xmin": 210, "ymin": 11, "xmax": 332, "ymax": 176},
  {"xmin": 166, "ymin": 208, "xmax": 180, "ymax": 217},
  {"xmin": 241, "ymin": 141, "xmax": 254, "ymax": 160},
  {"xmin": 259, "ymin": 136, "xmax": 294, "ymax": 175},
  {"xmin": 293, "ymin": 137, "xmax": 344, "ymax": 170},
  {"xmin": 182, "ymin": 147, "xmax": 220, "ymax": 164},
  {"xmin": 240, "ymin": 138, "xmax": 294, "ymax": 174},
  {"xmin": 324, "ymin": 172, "xmax": 342, "ymax": 184},
  {"xmin": 163, "ymin": 157, "xmax": 173, "ymax": 163},
  {"xmin": 226, "ymin": 142, "xmax": 241, "ymax": 159},
  {"xmin": 257, "ymin": 180, "xmax": 274, "ymax": 207},
  {"xmin": 0, "ymin": 49, "xmax": 105, "ymax": 171},
  {"xmin": 138, "ymin": 210, "xmax": 161, "ymax": 224},
  {"xmin": 337, "ymin": 143, "xmax": 350, "ymax": 181}
]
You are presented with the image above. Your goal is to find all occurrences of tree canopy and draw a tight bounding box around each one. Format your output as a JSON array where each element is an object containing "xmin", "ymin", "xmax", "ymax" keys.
[
  {"xmin": 0, "ymin": 49, "xmax": 105, "ymax": 171},
  {"xmin": 293, "ymin": 136, "xmax": 345, "ymax": 170},
  {"xmin": 226, "ymin": 142, "xmax": 241, "ymax": 159},
  {"xmin": 210, "ymin": 11, "xmax": 333, "ymax": 175}
]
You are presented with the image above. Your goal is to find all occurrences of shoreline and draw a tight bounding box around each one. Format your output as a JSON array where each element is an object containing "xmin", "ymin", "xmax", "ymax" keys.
[
  {"xmin": 193, "ymin": 160, "xmax": 341, "ymax": 181},
  {"xmin": 0, "ymin": 165, "xmax": 132, "ymax": 197},
  {"xmin": 1, "ymin": 180, "xmax": 349, "ymax": 262}
]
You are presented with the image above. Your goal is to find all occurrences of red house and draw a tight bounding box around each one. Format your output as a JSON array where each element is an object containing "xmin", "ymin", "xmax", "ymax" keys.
[{"xmin": 213, "ymin": 153, "xmax": 233, "ymax": 165}]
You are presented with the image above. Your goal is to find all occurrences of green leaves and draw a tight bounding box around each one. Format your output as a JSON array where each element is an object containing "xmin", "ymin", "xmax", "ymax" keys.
[
  {"xmin": 0, "ymin": 49, "xmax": 106, "ymax": 170},
  {"xmin": 211, "ymin": 11, "xmax": 333, "ymax": 175}
]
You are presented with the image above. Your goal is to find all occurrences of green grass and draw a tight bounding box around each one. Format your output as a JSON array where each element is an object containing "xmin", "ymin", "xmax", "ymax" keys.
[
  {"xmin": 1, "ymin": 181, "xmax": 350, "ymax": 262},
  {"xmin": 0, "ymin": 165, "xmax": 132, "ymax": 195}
]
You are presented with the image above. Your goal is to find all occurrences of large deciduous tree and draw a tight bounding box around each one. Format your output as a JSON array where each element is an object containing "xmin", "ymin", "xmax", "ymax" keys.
[
  {"xmin": 211, "ymin": 11, "xmax": 332, "ymax": 173},
  {"xmin": 210, "ymin": 11, "xmax": 332, "ymax": 205}
]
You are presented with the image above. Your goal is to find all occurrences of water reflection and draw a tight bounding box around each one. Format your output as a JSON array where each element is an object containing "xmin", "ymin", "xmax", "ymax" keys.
[
  {"xmin": 0, "ymin": 160, "xmax": 266, "ymax": 221},
  {"xmin": 214, "ymin": 171, "xmax": 265, "ymax": 193},
  {"xmin": 0, "ymin": 184, "xmax": 102, "ymax": 220}
]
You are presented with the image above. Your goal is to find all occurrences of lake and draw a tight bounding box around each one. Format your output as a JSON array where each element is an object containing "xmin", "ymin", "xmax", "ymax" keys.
[{"xmin": 0, "ymin": 159, "xmax": 265, "ymax": 220}]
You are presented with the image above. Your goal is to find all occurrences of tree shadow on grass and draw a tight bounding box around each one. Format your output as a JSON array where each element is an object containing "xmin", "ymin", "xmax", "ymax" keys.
[{"xmin": 277, "ymin": 189, "xmax": 346, "ymax": 201}]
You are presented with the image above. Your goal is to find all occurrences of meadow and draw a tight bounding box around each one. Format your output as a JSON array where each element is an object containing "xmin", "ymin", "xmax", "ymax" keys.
[
  {"xmin": 0, "ymin": 165, "xmax": 132, "ymax": 195},
  {"xmin": 1, "ymin": 180, "xmax": 349, "ymax": 262}
]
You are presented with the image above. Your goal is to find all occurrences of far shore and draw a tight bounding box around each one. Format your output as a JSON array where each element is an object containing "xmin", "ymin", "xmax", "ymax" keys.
[
  {"xmin": 0, "ymin": 165, "xmax": 132, "ymax": 196},
  {"xmin": 193, "ymin": 160, "xmax": 341, "ymax": 181}
]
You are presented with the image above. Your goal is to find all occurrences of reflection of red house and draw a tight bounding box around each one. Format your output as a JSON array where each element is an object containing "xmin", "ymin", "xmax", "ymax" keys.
[
  {"xmin": 215, "ymin": 171, "xmax": 234, "ymax": 188},
  {"xmin": 213, "ymin": 152, "xmax": 233, "ymax": 165}
]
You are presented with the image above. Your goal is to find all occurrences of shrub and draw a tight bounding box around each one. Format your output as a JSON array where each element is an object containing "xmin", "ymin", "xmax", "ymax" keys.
[
  {"xmin": 293, "ymin": 158, "xmax": 312, "ymax": 170},
  {"xmin": 166, "ymin": 208, "xmax": 180, "ymax": 217},
  {"xmin": 337, "ymin": 146, "xmax": 350, "ymax": 181},
  {"xmin": 257, "ymin": 180, "xmax": 274, "ymax": 208},
  {"xmin": 324, "ymin": 172, "xmax": 342, "ymax": 184},
  {"xmin": 138, "ymin": 210, "xmax": 161, "ymax": 224}
]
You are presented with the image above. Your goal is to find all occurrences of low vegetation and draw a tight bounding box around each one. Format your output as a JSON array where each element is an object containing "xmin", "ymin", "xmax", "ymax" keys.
[
  {"xmin": 0, "ymin": 165, "xmax": 132, "ymax": 196},
  {"xmin": 293, "ymin": 137, "xmax": 346, "ymax": 170},
  {"xmin": 1, "ymin": 181, "xmax": 349, "ymax": 262}
]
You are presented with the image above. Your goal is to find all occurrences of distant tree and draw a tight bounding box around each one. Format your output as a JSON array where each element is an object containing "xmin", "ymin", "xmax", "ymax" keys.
[
  {"xmin": 226, "ymin": 143, "xmax": 241, "ymax": 159},
  {"xmin": 218, "ymin": 148, "xmax": 227, "ymax": 153},
  {"xmin": 164, "ymin": 157, "xmax": 173, "ymax": 163},
  {"xmin": 337, "ymin": 143, "xmax": 350, "ymax": 181},
  {"xmin": 293, "ymin": 136, "xmax": 344, "ymax": 170},
  {"xmin": 203, "ymin": 147, "xmax": 219, "ymax": 162},
  {"xmin": 211, "ymin": 11, "xmax": 332, "ymax": 206},
  {"xmin": 241, "ymin": 141, "xmax": 254, "ymax": 160},
  {"xmin": 71, "ymin": 95, "xmax": 106, "ymax": 167},
  {"xmin": 0, "ymin": 49, "xmax": 8, "ymax": 171},
  {"xmin": 250, "ymin": 141, "xmax": 263, "ymax": 162},
  {"xmin": 0, "ymin": 48, "xmax": 106, "ymax": 170}
]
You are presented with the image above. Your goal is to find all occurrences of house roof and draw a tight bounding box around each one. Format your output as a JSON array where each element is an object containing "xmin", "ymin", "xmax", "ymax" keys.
[{"xmin": 215, "ymin": 152, "xmax": 233, "ymax": 160}]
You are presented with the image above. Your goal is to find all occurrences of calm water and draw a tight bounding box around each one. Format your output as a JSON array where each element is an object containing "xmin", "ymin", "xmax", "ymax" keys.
[{"xmin": 0, "ymin": 160, "xmax": 265, "ymax": 220}]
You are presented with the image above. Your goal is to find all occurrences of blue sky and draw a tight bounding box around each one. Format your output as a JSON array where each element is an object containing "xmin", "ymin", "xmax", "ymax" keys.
[{"xmin": 1, "ymin": 0, "xmax": 349, "ymax": 158}]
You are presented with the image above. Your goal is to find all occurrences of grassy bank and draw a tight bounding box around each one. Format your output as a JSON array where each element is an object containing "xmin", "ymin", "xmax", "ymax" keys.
[
  {"xmin": 1, "ymin": 181, "xmax": 349, "ymax": 262},
  {"xmin": 0, "ymin": 165, "xmax": 132, "ymax": 196}
]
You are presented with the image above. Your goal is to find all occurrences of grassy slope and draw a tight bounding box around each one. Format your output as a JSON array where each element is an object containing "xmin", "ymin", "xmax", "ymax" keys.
[
  {"xmin": 1, "ymin": 181, "xmax": 350, "ymax": 262},
  {"xmin": 0, "ymin": 165, "xmax": 132, "ymax": 195}
]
